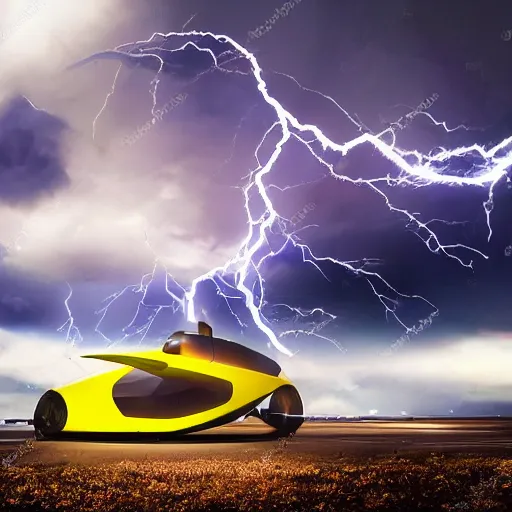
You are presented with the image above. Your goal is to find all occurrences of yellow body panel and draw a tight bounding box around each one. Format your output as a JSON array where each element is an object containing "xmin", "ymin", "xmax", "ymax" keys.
[{"xmin": 55, "ymin": 349, "xmax": 291, "ymax": 433}]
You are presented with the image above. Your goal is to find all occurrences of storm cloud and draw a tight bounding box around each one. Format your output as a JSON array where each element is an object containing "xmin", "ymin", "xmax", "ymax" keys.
[
  {"xmin": 0, "ymin": 96, "xmax": 69, "ymax": 205},
  {"xmin": 0, "ymin": 1, "xmax": 512, "ymax": 418}
]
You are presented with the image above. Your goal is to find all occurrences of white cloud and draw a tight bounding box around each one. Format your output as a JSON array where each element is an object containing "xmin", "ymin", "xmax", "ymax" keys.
[
  {"xmin": 0, "ymin": 0, "xmax": 246, "ymax": 285},
  {"xmin": 0, "ymin": 0, "xmax": 132, "ymax": 103},
  {"xmin": 0, "ymin": 328, "xmax": 158, "ymax": 417},
  {"xmin": 0, "ymin": 330, "xmax": 117, "ymax": 390},
  {"xmin": 278, "ymin": 333, "xmax": 512, "ymax": 415},
  {"xmin": 0, "ymin": 150, "xmax": 242, "ymax": 282},
  {"xmin": 0, "ymin": 393, "xmax": 41, "ymax": 419}
]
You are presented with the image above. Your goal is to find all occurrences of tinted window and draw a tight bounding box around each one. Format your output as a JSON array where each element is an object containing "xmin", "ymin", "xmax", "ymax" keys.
[
  {"xmin": 213, "ymin": 338, "xmax": 281, "ymax": 377},
  {"xmin": 162, "ymin": 334, "xmax": 213, "ymax": 361},
  {"xmin": 112, "ymin": 368, "xmax": 232, "ymax": 419},
  {"xmin": 162, "ymin": 333, "xmax": 281, "ymax": 377}
]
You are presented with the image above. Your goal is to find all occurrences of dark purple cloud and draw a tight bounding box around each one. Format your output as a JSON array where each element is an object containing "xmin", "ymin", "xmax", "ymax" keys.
[
  {"xmin": 0, "ymin": 96, "xmax": 68, "ymax": 206},
  {"xmin": 0, "ymin": 267, "xmax": 65, "ymax": 330}
]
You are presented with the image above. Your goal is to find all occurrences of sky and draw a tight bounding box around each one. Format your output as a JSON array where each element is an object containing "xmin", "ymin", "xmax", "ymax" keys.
[{"xmin": 1, "ymin": 0, "xmax": 512, "ymax": 418}]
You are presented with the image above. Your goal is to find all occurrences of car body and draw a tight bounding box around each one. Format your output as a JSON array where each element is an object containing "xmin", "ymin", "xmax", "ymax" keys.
[{"xmin": 34, "ymin": 322, "xmax": 304, "ymax": 439}]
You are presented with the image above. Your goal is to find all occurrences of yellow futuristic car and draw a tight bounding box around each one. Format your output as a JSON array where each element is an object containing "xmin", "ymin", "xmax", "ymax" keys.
[{"xmin": 33, "ymin": 322, "xmax": 304, "ymax": 440}]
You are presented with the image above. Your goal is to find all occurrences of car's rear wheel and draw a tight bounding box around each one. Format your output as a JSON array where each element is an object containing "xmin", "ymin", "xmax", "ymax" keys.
[{"xmin": 260, "ymin": 385, "xmax": 304, "ymax": 435}]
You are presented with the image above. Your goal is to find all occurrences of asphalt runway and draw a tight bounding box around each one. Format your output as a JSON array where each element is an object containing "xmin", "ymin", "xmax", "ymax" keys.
[{"xmin": 2, "ymin": 419, "xmax": 512, "ymax": 464}]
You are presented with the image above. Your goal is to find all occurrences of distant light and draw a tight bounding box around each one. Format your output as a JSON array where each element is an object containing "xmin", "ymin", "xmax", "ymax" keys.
[
  {"xmin": 449, "ymin": 410, "xmax": 454, "ymax": 414},
  {"xmin": 401, "ymin": 411, "xmax": 408, "ymax": 416},
  {"xmin": 369, "ymin": 409, "xmax": 378, "ymax": 415}
]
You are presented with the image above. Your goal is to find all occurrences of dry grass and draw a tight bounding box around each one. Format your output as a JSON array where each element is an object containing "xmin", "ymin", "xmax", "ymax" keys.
[{"xmin": 2, "ymin": 450, "xmax": 512, "ymax": 511}]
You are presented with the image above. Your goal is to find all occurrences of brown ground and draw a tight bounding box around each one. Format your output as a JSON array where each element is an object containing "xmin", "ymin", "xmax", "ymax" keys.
[
  {"xmin": 2, "ymin": 420, "xmax": 512, "ymax": 510},
  {"xmin": 3, "ymin": 418, "xmax": 512, "ymax": 464}
]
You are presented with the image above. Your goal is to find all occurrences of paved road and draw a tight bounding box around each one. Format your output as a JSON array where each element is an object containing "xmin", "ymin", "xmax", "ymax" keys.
[{"xmin": 2, "ymin": 420, "xmax": 512, "ymax": 464}]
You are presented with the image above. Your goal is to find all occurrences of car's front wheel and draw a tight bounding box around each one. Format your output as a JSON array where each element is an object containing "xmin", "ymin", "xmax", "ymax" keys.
[{"xmin": 33, "ymin": 390, "xmax": 67, "ymax": 439}]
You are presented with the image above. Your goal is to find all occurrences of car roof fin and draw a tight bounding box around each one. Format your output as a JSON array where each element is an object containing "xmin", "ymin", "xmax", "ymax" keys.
[{"xmin": 198, "ymin": 321, "xmax": 213, "ymax": 337}]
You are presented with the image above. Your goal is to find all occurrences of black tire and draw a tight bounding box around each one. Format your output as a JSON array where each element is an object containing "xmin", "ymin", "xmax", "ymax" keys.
[
  {"xmin": 260, "ymin": 385, "xmax": 304, "ymax": 435},
  {"xmin": 33, "ymin": 390, "xmax": 67, "ymax": 439}
]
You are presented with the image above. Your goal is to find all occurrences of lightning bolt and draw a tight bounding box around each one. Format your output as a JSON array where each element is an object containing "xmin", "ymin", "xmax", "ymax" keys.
[
  {"xmin": 57, "ymin": 282, "xmax": 83, "ymax": 346},
  {"xmin": 64, "ymin": 30, "xmax": 511, "ymax": 357}
]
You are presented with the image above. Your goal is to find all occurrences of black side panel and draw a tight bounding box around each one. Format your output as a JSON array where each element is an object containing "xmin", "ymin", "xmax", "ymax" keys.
[
  {"xmin": 33, "ymin": 390, "xmax": 68, "ymax": 438},
  {"xmin": 213, "ymin": 338, "xmax": 281, "ymax": 377},
  {"xmin": 112, "ymin": 368, "xmax": 233, "ymax": 419}
]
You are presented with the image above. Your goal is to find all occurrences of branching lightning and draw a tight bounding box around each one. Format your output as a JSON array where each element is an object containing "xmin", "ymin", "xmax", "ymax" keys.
[{"xmin": 65, "ymin": 30, "xmax": 512, "ymax": 357}]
